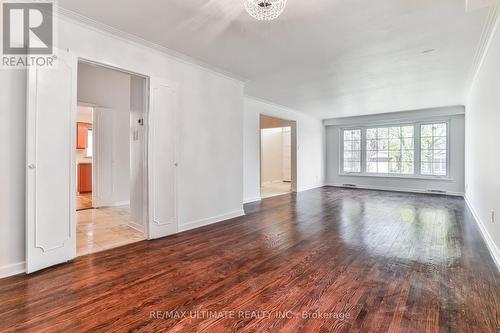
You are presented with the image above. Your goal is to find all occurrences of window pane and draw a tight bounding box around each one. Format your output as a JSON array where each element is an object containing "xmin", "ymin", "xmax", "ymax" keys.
[
  {"xmin": 377, "ymin": 128, "xmax": 388, "ymax": 138},
  {"xmin": 344, "ymin": 140, "xmax": 360, "ymax": 151},
  {"xmin": 433, "ymin": 137, "xmax": 447, "ymax": 150},
  {"xmin": 365, "ymin": 126, "xmax": 414, "ymax": 175},
  {"xmin": 344, "ymin": 151, "xmax": 361, "ymax": 161},
  {"xmin": 367, "ymin": 161, "xmax": 377, "ymax": 173},
  {"xmin": 401, "ymin": 138, "xmax": 414, "ymax": 150},
  {"xmin": 420, "ymin": 123, "xmax": 448, "ymax": 176},
  {"xmin": 389, "ymin": 127, "xmax": 400, "ymax": 138},
  {"xmin": 366, "ymin": 128, "xmax": 377, "ymax": 140},
  {"xmin": 366, "ymin": 139, "xmax": 378, "ymax": 151},
  {"xmin": 401, "ymin": 150, "xmax": 414, "ymax": 162},
  {"xmin": 389, "ymin": 139, "xmax": 400, "ymax": 151},
  {"xmin": 401, "ymin": 126, "xmax": 414, "ymax": 137},
  {"xmin": 342, "ymin": 129, "xmax": 361, "ymax": 173},
  {"xmin": 433, "ymin": 123, "xmax": 447, "ymax": 137},
  {"xmin": 377, "ymin": 139, "xmax": 388, "ymax": 151},
  {"xmin": 421, "ymin": 137, "xmax": 433, "ymax": 150},
  {"xmin": 401, "ymin": 161, "xmax": 414, "ymax": 174},
  {"xmin": 421, "ymin": 124, "xmax": 433, "ymax": 137}
]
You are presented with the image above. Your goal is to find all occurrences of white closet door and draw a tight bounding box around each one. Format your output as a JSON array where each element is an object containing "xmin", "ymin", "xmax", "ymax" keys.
[
  {"xmin": 26, "ymin": 49, "xmax": 77, "ymax": 273},
  {"xmin": 148, "ymin": 78, "xmax": 178, "ymax": 239},
  {"xmin": 92, "ymin": 108, "xmax": 115, "ymax": 207}
]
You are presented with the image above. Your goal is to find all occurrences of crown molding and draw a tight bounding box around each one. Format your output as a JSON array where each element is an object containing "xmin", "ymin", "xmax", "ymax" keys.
[
  {"xmin": 244, "ymin": 95, "xmax": 323, "ymax": 120},
  {"xmin": 466, "ymin": 3, "xmax": 500, "ymax": 101},
  {"xmin": 56, "ymin": 6, "xmax": 248, "ymax": 85}
]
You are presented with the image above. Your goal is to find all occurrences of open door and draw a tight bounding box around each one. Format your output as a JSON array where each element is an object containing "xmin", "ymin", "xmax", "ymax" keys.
[
  {"xmin": 92, "ymin": 108, "xmax": 115, "ymax": 207},
  {"xmin": 26, "ymin": 49, "xmax": 77, "ymax": 273},
  {"xmin": 148, "ymin": 78, "xmax": 178, "ymax": 239}
]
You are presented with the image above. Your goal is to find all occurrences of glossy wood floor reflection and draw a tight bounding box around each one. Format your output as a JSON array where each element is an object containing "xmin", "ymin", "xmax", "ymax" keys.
[{"xmin": 1, "ymin": 187, "xmax": 499, "ymax": 332}]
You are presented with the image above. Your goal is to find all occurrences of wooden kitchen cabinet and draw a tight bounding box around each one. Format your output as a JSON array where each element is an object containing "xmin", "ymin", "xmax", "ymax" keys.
[
  {"xmin": 77, "ymin": 122, "xmax": 91, "ymax": 149},
  {"xmin": 78, "ymin": 163, "xmax": 92, "ymax": 193}
]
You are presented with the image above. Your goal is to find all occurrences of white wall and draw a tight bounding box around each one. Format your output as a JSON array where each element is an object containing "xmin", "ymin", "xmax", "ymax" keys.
[
  {"xmin": 77, "ymin": 62, "xmax": 131, "ymax": 204},
  {"xmin": 244, "ymin": 97, "xmax": 325, "ymax": 203},
  {"xmin": 465, "ymin": 15, "xmax": 500, "ymax": 267},
  {"xmin": 0, "ymin": 14, "xmax": 244, "ymax": 276},
  {"xmin": 0, "ymin": 70, "xmax": 26, "ymax": 276},
  {"xmin": 261, "ymin": 128, "xmax": 284, "ymax": 184},
  {"xmin": 325, "ymin": 106, "xmax": 465, "ymax": 195}
]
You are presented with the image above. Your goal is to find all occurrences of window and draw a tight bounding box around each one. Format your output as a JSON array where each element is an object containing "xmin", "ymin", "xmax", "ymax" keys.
[
  {"xmin": 420, "ymin": 123, "xmax": 447, "ymax": 176},
  {"xmin": 366, "ymin": 126, "xmax": 414, "ymax": 174},
  {"xmin": 342, "ymin": 129, "xmax": 361, "ymax": 173},
  {"xmin": 86, "ymin": 129, "xmax": 93, "ymax": 158},
  {"xmin": 339, "ymin": 121, "xmax": 449, "ymax": 178}
]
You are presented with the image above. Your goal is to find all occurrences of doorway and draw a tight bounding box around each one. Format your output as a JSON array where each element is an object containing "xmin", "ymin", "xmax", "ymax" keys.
[
  {"xmin": 75, "ymin": 61, "xmax": 148, "ymax": 256},
  {"xmin": 26, "ymin": 49, "xmax": 180, "ymax": 273},
  {"xmin": 260, "ymin": 114, "xmax": 297, "ymax": 198}
]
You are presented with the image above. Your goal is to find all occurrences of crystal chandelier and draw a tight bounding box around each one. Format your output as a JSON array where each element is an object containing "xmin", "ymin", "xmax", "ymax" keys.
[{"xmin": 244, "ymin": 0, "xmax": 287, "ymax": 21}]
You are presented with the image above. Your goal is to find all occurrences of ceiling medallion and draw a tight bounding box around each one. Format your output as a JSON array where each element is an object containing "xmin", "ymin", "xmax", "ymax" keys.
[{"xmin": 244, "ymin": 0, "xmax": 287, "ymax": 21}]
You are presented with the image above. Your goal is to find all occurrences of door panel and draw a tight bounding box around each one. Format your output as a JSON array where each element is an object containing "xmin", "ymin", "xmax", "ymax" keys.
[
  {"xmin": 148, "ymin": 78, "xmax": 178, "ymax": 239},
  {"xmin": 92, "ymin": 108, "xmax": 115, "ymax": 207},
  {"xmin": 26, "ymin": 50, "xmax": 77, "ymax": 273}
]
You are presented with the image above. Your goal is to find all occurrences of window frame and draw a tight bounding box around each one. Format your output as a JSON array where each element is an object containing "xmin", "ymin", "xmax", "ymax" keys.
[
  {"xmin": 339, "ymin": 120, "xmax": 451, "ymax": 180},
  {"xmin": 418, "ymin": 121, "xmax": 450, "ymax": 177},
  {"xmin": 340, "ymin": 127, "xmax": 363, "ymax": 174}
]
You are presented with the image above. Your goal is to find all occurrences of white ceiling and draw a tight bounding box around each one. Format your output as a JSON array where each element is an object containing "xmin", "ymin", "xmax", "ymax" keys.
[{"xmin": 58, "ymin": 0, "xmax": 490, "ymax": 119}]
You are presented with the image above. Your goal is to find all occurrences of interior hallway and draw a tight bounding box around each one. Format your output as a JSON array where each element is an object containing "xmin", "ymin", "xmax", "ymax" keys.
[
  {"xmin": 76, "ymin": 206, "xmax": 145, "ymax": 256},
  {"xmin": 76, "ymin": 192, "xmax": 93, "ymax": 211},
  {"xmin": 2, "ymin": 187, "xmax": 499, "ymax": 332},
  {"xmin": 260, "ymin": 181, "xmax": 291, "ymax": 198}
]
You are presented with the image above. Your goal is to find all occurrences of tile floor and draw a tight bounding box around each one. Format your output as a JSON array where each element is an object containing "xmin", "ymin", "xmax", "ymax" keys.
[
  {"xmin": 76, "ymin": 206, "xmax": 146, "ymax": 256},
  {"xmin": 76, "ymin": 192, "xmax": 93, "ymax": 210},
  {"xmin": 260, "ymin": 181, "xmax": 292, "ymax": 198}
]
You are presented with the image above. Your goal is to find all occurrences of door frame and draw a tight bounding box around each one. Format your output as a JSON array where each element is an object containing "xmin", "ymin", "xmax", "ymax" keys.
[
  {"xmin": 259, "ymin": 114, "xmax": 298, "ymax": 196},
  {"xmin": 76, "ymin": 58, "xmax": 152, "ymax": 239}
]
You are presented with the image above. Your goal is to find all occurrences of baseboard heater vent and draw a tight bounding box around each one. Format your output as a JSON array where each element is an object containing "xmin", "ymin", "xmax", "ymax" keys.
[
  {"xmin": 426, "ymin": 189, "xmax": 447, "ymax": 194},
  {"xmin": 342, "ymin": 184, "xmax": 358, "ymax": 188}
]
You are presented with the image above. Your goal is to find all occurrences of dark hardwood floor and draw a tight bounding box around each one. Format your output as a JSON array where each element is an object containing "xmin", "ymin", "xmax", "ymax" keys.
[{"xmin": 0, "ymin": 187, "xmax": 499, "ymax": 332}]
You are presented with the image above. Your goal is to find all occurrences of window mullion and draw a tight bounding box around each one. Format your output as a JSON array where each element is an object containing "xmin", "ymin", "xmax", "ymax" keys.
[{"xmin": 415, "ymin": 124, "xmax": 420, "ymax": 175}]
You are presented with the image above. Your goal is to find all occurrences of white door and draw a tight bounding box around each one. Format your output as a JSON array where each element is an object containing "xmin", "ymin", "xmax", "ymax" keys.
[
  {"xmin": 148, "ymin": 78, "xmax": 178, "ymax": 239},
  {"xmin": 93, "ymin": 108, "xmax": 115, "ymax": 207},
  {"xmin": 26, "ymin": 49, "xmax": 77, "ymax": 273}
]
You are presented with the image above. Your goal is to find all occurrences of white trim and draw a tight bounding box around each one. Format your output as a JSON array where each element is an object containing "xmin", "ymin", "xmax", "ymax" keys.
[
  {"xmin": 0, "ymin": 262, "xmax": 26, "ymax": 279},
  {"xmin": 467, "ymin": 4, "xmax": 500, "ymax": 102},
  {"xmin": 127, "ymin": 221, "xmax": 146, "ymax": 234},
  {"xmin": 244, "ymin": 197, "xmax": 262, "ymax": 204},
  {"xmin": 297, "ymin": 184, "xmax": 325, "ymax": 193},
  {"xmin": 339, "ymin": 120, "xmax": 451, "ymax": 179},
  {"xmin": 323, "ymin": 105, "xmax": 465, "ymax": 126},
  {"xmin": 326, "ymin": 183, "xmax": 464, "ymax": 197},
  {"xmin": 464, "ymin": 196, "xmax": 500, "ymax": 272},
  {"xmin": 338, "ymin": 173, "xmax": 454, "ymax": 181},
  {"xmin": 113, "ymin": 201, "xmax": 130, "ymax": 207},
  {"xmin": 178, "ymin": 209, "xmax": 245, "ymax": 232}
]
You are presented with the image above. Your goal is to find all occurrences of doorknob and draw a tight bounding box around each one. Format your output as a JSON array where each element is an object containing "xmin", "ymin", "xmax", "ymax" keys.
[
  {"xmin": 174, "ymin": 162, "xmax": 178, "ymax": 167},
  {"xmin": 28, "ymin": 164, "xmax": 36, "ymax": 170}
]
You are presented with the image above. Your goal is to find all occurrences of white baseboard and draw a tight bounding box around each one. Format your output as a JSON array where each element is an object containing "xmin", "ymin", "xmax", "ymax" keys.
[
  {"xmin": 244, "ymin": 197, "xmax": 262, "ymax": 204},
  {"xmin": 127, "ymin": 220, "xmax": 146, "ymax": 234},
  {"xmin": 464, "ymin": 195, "xmax": 500, "ymax": 272},
  {"xmin": 326, "ymin": 183, "xmax": 464, "ymax": 197},
  {"xmin": 179, "ymin": 209, "xmax": 245, "ymax": 232},
  {"xmin": 114, "ymin": 200, "xmax": 130, "ymax": 207},
  {"xmin": 297, "ymin": 183, "xmax": 325, "ymax": 193},
  {"xmin": 0, "ymin": 261, "xmax": 25, "ymax": 279}
]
